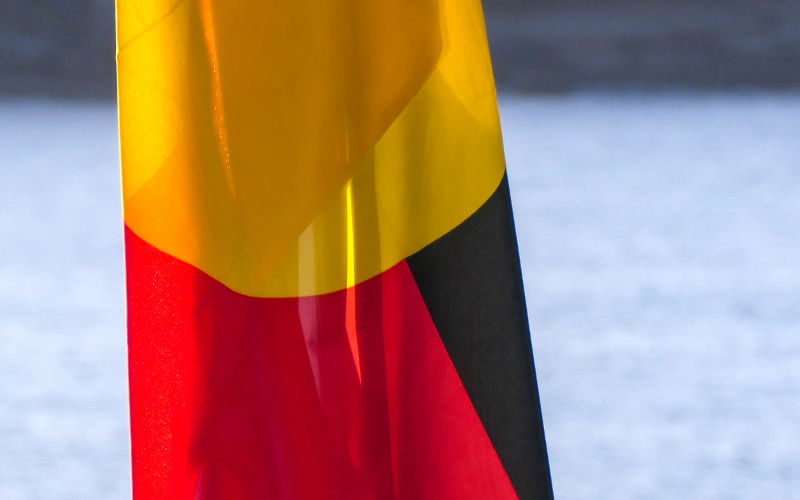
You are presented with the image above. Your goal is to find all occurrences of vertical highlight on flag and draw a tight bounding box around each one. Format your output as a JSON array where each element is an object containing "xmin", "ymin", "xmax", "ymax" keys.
[{"xmin": 116, "ymin": 0, "xmax": 553, "ymax": 498}]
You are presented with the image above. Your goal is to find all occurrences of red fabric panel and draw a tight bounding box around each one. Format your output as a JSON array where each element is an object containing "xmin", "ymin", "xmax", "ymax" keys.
[{"xmin": 125, "ymin": 226, "xmax": 517, "ymax": 499}]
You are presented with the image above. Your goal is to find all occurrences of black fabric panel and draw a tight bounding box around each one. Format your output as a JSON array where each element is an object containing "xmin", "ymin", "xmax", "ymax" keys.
[{"xmin": 406, "ymin": 173, "xmax": 553, "ymax": 500}]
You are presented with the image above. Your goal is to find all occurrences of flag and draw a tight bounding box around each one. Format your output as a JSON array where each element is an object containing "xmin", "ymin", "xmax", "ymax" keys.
[{"xmin": 116, "ymin": 0, "xmax": 552, "ymax": 498}]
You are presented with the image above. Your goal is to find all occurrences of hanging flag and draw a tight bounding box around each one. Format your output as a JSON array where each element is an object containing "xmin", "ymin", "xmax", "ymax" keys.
[{"xmin": 116, "ymin": 0, "xmax": 552, "ymax": 498}]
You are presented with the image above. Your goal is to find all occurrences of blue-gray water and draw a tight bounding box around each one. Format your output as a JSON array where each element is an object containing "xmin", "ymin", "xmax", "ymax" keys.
[{"xmin": 1, "ymin": 94, "xmax": 798, "ymax": 499}]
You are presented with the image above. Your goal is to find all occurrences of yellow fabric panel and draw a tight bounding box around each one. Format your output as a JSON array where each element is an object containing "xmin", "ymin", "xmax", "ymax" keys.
[
  {"xmin": 118, "ymin": 0, "xmax": 505, "ymax": 297},
  {"xmin": 118, "ymin": 0, "xmax": 442, "ymax": 292}
]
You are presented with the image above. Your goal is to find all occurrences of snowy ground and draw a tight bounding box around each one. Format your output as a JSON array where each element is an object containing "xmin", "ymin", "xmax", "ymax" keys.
[{"xmin": 1, "ymin": 94, "xmax": 798, "ymax": 499}]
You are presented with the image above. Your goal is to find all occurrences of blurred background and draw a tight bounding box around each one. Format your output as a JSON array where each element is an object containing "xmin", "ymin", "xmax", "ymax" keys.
[{"xmin": 1, "ymin": 1, "xmax": 799, "ymax": 499}]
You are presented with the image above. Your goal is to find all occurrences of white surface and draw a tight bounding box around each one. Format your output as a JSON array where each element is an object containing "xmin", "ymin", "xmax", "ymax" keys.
[
  {"xmin": 0, "ymin": 101, "xmax": 128, "ymax": 499},
  {"xmin": 1, "ymin": 93, "xmax": 799, "ymax": 499},
  {"xmin": 501, "ymin": 93, "xmax": 800, "ymax": 500}
]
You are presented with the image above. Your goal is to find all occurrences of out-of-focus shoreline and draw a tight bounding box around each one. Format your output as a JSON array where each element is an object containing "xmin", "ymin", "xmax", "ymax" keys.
[{"xmin": 3, "ymin": 0, "xmax": 800, "ymax": 99}]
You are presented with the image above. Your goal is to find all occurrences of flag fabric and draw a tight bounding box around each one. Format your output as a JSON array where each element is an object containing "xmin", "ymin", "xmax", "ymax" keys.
[{"xmin": 116, "ymin": 0, "xmax": 552, "ymax": 498}]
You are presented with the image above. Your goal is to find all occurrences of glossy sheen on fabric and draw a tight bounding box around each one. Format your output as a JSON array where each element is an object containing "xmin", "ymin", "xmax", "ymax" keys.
[
  {"xmin": 125, "ymin": 227, "xmax": 518, "ymax": 499},
  {"xmin": 117, "ymin": 0, "xmax": 504, "ymax": 297}
]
